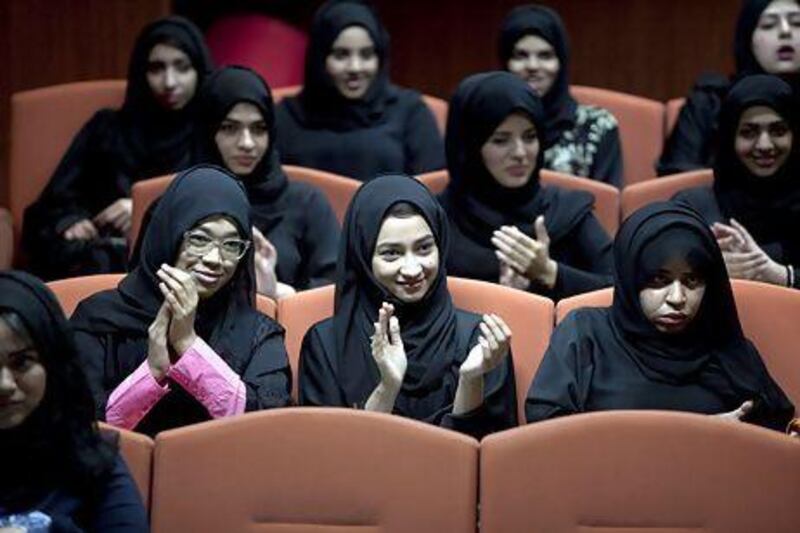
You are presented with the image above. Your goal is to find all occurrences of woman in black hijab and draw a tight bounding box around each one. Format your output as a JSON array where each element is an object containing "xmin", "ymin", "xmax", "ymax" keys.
[
  {"xmin": 70, "ymin": 165, "xmax": 291, "ymax": 437},
  {"xmin": 658, "ymin": 0, "xmax": 800, "ymax": 175},
  {"xmin": 195, "ymin": 66, "xmax": 339, "ymax": 296},
  {"xmin": 526, "ymin": 202, "xmax": 795, "ymax": 431},
  {"xmin": 274, "ymin": 0, "xmax": 444, "ymax": 182},
  {"xmin": 674, "ymin": 75, "xmax": 800, "ymax": 288},
  {"xmin": 299, "ymin": 174, "xmax": 517, "ymax": 439},
  {"xmin": 500, "ymin": 4, "xmax": 622, "ymax": 187},
  {"xmin": 23, "ymin": 16, "xmax": 213, "ymax": 280},
  {"xmin": 0, "ymin": 271, "xmax": 147, "ymax": 531},
  {"xmin": 439, "ymin": 71, "xmax": 613, "ymax": 302}
]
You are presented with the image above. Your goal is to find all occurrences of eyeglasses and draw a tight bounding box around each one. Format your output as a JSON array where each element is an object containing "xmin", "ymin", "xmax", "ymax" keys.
[{"xmin": 182, "ymin": 231, "xmax": 251, "ymax": 261}]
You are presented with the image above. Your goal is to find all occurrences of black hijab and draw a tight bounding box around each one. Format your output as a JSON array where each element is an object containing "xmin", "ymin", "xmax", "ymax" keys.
[
  {"xmin": 441, "ymin": 72, "xmax": 592, "ymax": 267},
  {"xmin": 611, "ymin": 202, "xmax": 793, "ymax": 420},
  {"xmin": 71, "ymin": 165, "xmax": 260, "ymax": 361},
  {"xmin": 712, "ymin": 74, "xmax": 800, "ymax": 263},
  {"xmin": 286, "ymin": 0, "xmax": 395, "ymax": 130},
  {"xmin": 0, "ymin": 272, "xmax": 116, "ymax": 512},
  {"xmin": 334, "ymin": 174, "xmax": 464, "ymax": 406},
  {"xmin": 195, "ymin": 66, "xmax": 290, "ymax": 233},
  {"xmin": 499, "ymin": 4, "xmax": 577, "ymax": 146},
  {"xmin": 118, "ymin": 16, "xmax": 213, "ymax": 174}
]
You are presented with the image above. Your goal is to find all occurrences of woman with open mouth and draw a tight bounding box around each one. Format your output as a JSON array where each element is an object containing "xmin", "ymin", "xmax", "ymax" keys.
[
  {"xmin": 500, "ymin": 4, "xmax": 623, "ymax": 187},
  {"xmin": 23, "ymin": 17, "xmax": 213, "ymax": 280},
  {"xmin": 299, "ymin": 175, "xmax": 517, "ymax": 439},
  {"xmin": 70, "ymin": 165, "xmax": 291, "ymax": 437},
  {"xmin": 526, "ymin": 202, "xmax": 794, "ymax": 431},
  {"xmin": 674, "ymin": 75, "xmax": 800, "ymax": 289},
  {"xmin": 274, "ymin": 0, "xmax": 445, "ymax": 182},
  {"xmin": 439, "ymin": 71, "xmax": 613, "ymax": 301},
  {"xmin": 659, "ymin": 0, "xmax": 800, "ymax": 175}
]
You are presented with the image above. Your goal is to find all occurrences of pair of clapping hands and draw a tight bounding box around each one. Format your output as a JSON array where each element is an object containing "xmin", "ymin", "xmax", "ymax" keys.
[
  {"xmin": 712, "ymin": 219, "xmax": 789, "ymax": 286},
  {"xmin": 491, "ymin": 215, "xmax": 558, "ymax": 290},
  {"xmin": 370, "ymin": 302, "xmax": 512, "ymax": 389},
  {"xmin": 63, "ymin": 198, "xmax": 132, "ymax": 241}
]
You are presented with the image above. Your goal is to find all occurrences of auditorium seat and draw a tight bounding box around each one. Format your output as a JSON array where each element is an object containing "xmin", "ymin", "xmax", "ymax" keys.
[
  {"xmin": 620, "ymin": 168, "xmax": 713, "ymax": 220},
  {"xmin": 480, "ymin": 410, "xmax": 800, "ymax": 532},
  {"xmin": 150, "ymin": 408, "xmax": 478, "ymax": 533},
  {"xmin": 282, "ymin": 165, "xmax": 360, "ymax": 224},
  {"xmin": 0, "ymin": 207, "xmax": 12, "ymax": 269},
  {"xmin": 9, "ymin": 80, "xmax": 127, "ymax": 255},
  {"xmin": 277, "ymin": 277, "xmax": 553, "ymax": 421},
  {"xmin": 555, "ymin": 280, "xmax": 800, "ymax": 406},
  {"xmin": 271, "ymin": 84, "xmax": 448, "ymax": 134},
  {"xmin": 571, "ymin": 85, "xmax": 665, "ymax": 186},
  {"xmin": 129, "ymin": 174, "xmax": 175, "ymax": 251},
  {"xmin": 99, "ymin": 422, "xmax": 154, "ymax": 509},
  {"xmin": 416, "ymin": 169, "xmax": 621, "ymax": 236}
]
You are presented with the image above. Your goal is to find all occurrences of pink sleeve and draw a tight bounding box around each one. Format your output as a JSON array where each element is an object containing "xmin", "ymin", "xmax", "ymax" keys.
[
  {"xmin": 168, "ymin": 337, "xmax": 247, "ymax": 418},
  {"xmin": 106, "ymin": 360, "xmax": 170, "ymax": 430}
]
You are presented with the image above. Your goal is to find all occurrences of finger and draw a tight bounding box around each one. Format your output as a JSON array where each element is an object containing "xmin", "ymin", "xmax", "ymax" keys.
[
  {"xmin": 491, "ymin": 314, "xmax": 513, "ymax": 338},
  {"xmin": 494, "ymin": 250, "xmax": 526, "ymax": 274},
  {"xmin": 735, "ymin": 400, "xmax": 754, "ymax": 420},
  {"xmin": 534, "ymin": 215, "xmax": 550, "ymax": 245},
  {"xmin": 729, "ymin": 218, "xmax": 753, "ymax": 242},
  {"xmin": 388, "ymin": 316, "xmax": 402, "ymax": 346},
  {"xmin": 497, "ymin": 226, "xmax": 537, "ymax": 252},
  {"xmin": 492, "ymin": 235, "xmax": 531, "ymax": 265},
  {"xmin": 483, "ymin": 314, "xmax": 506, "ymax": 345}
]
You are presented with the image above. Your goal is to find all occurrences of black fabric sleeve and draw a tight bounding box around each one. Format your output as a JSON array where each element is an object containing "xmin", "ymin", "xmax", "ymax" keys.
[
  {"xmin": 72, "ymin": 328, "xmax": 114, "ymax": 420},
  {"xmin": 546, "ymin": 214, "xmax": 614, "ymax": 300},
  {"xmin": 242, "ymin": 316, "xmax": 293, "ymax": 410},
  {"xmin": 300, "ymin": 188, "xmax": 340, "ymax": 288},
  {"xmin": 298, "ymin": 324, "xmax": 349, "ymax": 407},
  {"xmin": 590, "ymin": 125, "xmax": 623, "ymax": 188},
  {"xmin": 403, "ymin": 97, "xmax": 446, "ymax": 174},
  {"xmin": 90, "ymin": 455, "xmax": 149, "ymax": 533}
]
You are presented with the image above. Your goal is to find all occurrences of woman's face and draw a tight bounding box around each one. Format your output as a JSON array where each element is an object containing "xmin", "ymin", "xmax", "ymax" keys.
[
  {"xmin": 735, "ymin": 105, "xmax": 793, "ymax": 177},
  {"xmin": 146, "ymin": 43, "xmax": 198, "ymax": 110},
  {"xmin": 215, "ymin": 102, "xmax": 269, "ymax": 176},
  {"xmin": 174, "ymin": 216, "xmax": 249, "ymax": 299},
  {"xmin": 481, "ymin": 112, "xmax": 540, "ymax": 188},
  {"xmin": 0, "ymin": 318, "xmax": 46, "ymax": 430},
  {"xmin": 371, "ymin": 214, "xmax": 439, "ymax": 303},
  {"xmin": 325, "ymin": 25, "xmax": 379, "ymax": 99},
  {"xmin": 507, "ymin": 34, "xmax": 560, "ymax": 97},
  {"xmin": 751, "ymin": 0, "xmax": 800, "ymax": 74},
  {"xmin": 638, "ymin": 257, "xmax": 707, "ymax": 334}
]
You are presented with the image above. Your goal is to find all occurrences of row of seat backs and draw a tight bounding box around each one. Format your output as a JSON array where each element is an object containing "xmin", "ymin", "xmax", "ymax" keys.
[
  {"xmin": 7, "ymin": 80, "xmax": 687, "ymax": 250},
  {"xmin": 46, "ymin": 275, "xmax": 800, "ymax": 425},
  {"xmin": 108, "ymin": 407, "xmax": 800, "ymax": 532}
]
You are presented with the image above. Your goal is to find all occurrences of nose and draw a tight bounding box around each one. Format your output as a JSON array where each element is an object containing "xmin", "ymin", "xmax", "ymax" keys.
[
  {"xmin": 347, "ymin": 55, "xmax": 363, "ymax": 73},
  {"xmin": 665, "ymin": 280, "xmax": 687, "ymax": 308},
  {"xmin": 510, "ymin": 138, "xmax": 527, "ymax": 159},
  {"xmin": 238, "ymin": 128, "xmax": 255, "ymax": 151},
  {"xmin": 0, "ymin": 366, "xmax": 16, "ymax": 397},
  {"xmin": 526, "ymin": 55, "xmax": 541, "ymax": 71},
  {"xmin": 399, "ymin": 255, "xmax": 423, "ymax": 279},
  {"xmin": 164, "ymin": 67, "xmax": 177, "ymax": 89},
  {"xmin": 755, "ymin": 130, "xmax": 775, "ymax": 151},
  {"xmin": 201, "ymin": 243, "xmax": 223, "ymax": 265},
  {"xmin": 779, "ymin": 15, "xmax": 792, "ymax": 37}
]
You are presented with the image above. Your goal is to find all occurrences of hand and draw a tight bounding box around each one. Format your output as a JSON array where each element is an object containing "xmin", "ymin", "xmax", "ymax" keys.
[
  {"xmin": 499, "ymin": 260, "xmax": 531, "ymax": 290},
  {"xmin": 715, "ymin": 400, "xmax": 754, "ymax": 422},
  {"xmin": 459, "ymin": 314, "xmax": 512, "ymax": 380},
  {"xmin": 253, "ymin": 227, "xmax": 279, "ymax": 298},
  {"xmin": 370, "ymin": 302, "xmax": 407, "ymax": 390},
  {"xmin": 275, "ymin": 281, "xmax": 297, "ymax": 299},
  {"xmin": 491, "ymin": 216, "xmax": 558, "ymax": 288},
  {"xmin": 93, "ymin": 198, "xmax": 132, "ymax": 234},
  {"xmin": 157, "ymin": 264, "xmax": 198, "ymax": 357},
  {"xmin": 147, "ymin": 302, "xmax": 171, "ymax": 381},
  {"xmin": 715, "ymin": 219, "xmax": 787, "ymax": 286},
  {"xmin": 788, "ymin": 418, "xmax": 799, "ymax": 439},
  {"xmin": 63, "ymin": 218, "xmax": 98, "ymax": 241}
]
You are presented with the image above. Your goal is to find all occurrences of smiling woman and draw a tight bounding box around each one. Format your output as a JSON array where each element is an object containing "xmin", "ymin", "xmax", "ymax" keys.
[{"xmin": 70, "ymin": 165, "xmax": 291, "ymax": 437}]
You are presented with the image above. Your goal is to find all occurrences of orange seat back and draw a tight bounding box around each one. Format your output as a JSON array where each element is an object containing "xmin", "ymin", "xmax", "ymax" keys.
[
  {"xmin": 282, "ymin": 164, "xmax": 359, "ymax": 224},
  {"xmin": 417, "ymin": 169, "xmax": 620, "ymax": 236},
  {"xmin": 571, "ymin": 85, "xmax": 665, "ymax": 186},
  {"xmin": 621, "ymin": 168, "xmax": 713, "ymax": 220},
  {"xmin": 556, "ymin": 280, "xmax": 800, "ymax": 406},
  {"xmin": 99, "ymin": 422, "xmax": 154, "ymax": 509},
  {"xmin": 150, "ymin": 408, "xmax": 478, "ymax": 533},
  {"xmin": 47, "ymin": 274, "xmax": 125, "ymax": 317},
  {"xmin": 0, "ymin": 208, "xmax": 12, "ymax": 270},
  {"xmin": 9, "ymin": 80, "xmax": 127, "ymax": 249},
  {"xmin": 665, "ymin": 97, "xmax": 686, "ymax": 138},
  {"xmin": 129, "ymin": 174, "xmax": 175, "ymax": 252},
  {"xmin": 480, "ymin": 410, "xmax": 800, "ymax": 532}
]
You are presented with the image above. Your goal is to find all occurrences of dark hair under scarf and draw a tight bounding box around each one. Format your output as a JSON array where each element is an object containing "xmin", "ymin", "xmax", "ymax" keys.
[
  {"xmin": 119, "ymin": 16, "xmax": 213, "ymax": 175},
  {"xmin": 712, "ymin": 74, "xmax": 800, "ymax": 264},
  {"xmin": 611, "ymin": 202, "xmax": 793, "ymax": 426},
  {"xmin": 0, "ymin": 272, "xmax": 116, "ymax": 512},
  {"xmin": 287, "ymin": 0, "xmax": 394, "ymax": 130},
  {"xmin": 71, "ymin": 165, "xmax": 259, "ymax": 362},
  {"xmin": 195, "ymin": 66, "xmax": 290, "ymax": 233},
  {"xmin": 734, "ymin": 0, "xmax": 800, "ymax": 79},
  {"xmin": 499, "ymin": 4, "xmax": 578, "ymax": 146},
  {"xmin": 441, "ymin": 71, "xmax": 592, "ymax": 275},
  {"xmin": 333, "ymin": 175, "xmax": 468, "ymax": 406}
]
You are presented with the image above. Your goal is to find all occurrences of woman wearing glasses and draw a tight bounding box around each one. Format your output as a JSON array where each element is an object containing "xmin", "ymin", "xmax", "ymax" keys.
[{"xmin": 70, "ymin": 165, "xmax": 291, "ymax": 436}]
